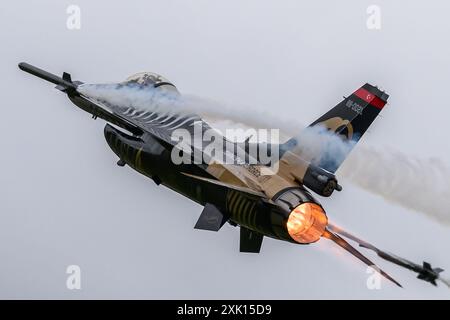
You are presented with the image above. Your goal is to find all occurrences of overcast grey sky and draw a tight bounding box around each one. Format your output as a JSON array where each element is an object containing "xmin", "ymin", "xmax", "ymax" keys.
[{"xmin": 1, "ymin": 0, "xmax": 450, "ymax": 299}]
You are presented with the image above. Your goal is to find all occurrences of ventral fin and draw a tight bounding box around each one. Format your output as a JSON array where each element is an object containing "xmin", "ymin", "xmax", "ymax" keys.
[
  {"xmin": 240, "ymin": 227, "xmax": 264, "ymax": 253},
  {"xmin": 194, "ymin": 203, "xmax": 228, "ymax": 232}
]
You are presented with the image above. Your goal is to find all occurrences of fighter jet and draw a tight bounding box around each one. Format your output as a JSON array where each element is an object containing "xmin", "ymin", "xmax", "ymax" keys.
[{"xmin": 19, "ymin": 62, "xmax": 445, "ymax": 288}]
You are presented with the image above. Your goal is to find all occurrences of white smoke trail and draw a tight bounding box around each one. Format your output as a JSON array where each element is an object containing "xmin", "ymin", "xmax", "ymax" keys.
[
  {"xmin": 279, "ymin": 126, "xmax": 450, "ymax": 226},
  {"xmin": 78, "ymin": 82, "xmax": 450, "ymax": 226},
  {"xmin": 339, "ymin": 145, "xmax": 450, "ymax": 225},
  {"xmin": 78, "ymin": 83, "xmax": 193, "ymax": 117},
  {"xmin": 77, "ymin": 83, "xmax": 293, "ymax": 133},
  {"xmin": 439, "ymin": 277, "xmax": 450, "ymax": 288}
]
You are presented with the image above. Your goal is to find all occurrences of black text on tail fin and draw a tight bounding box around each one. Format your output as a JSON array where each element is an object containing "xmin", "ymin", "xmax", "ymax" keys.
[
  {"xmin": 283, "ymin": 83, "xmax": 389, "ymax": 173},
  {"xmin": 310, "ymin": 83, "xmax": 388, "ymax": 141}
]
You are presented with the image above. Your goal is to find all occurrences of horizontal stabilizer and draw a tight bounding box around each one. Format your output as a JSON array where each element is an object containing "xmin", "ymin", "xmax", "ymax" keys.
[
  {"xmin": 328, "ymin": 223, "xmax": 449, "ymax": 288},
  {"xmin": 240, "ymin": 227, "xmax": 264, "ymax": 253},
  {"xmin": 323, "ymin": 229, "xmax": 402, "ymax": 287},
  {"xmin": 194, "ymin": 203, "xmax": 228, "ymax": 232}
]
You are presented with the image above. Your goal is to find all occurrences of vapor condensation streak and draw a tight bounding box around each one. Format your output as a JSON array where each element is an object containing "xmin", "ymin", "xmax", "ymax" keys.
[{"xmin": 339, "ymin": 145, "xmax": 450, "ymax": 226}]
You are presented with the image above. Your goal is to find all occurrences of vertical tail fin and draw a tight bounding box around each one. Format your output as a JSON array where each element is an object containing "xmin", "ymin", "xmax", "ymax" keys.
[
  {"xmin": 309, "ymin": 83, "xmax": 388, "ymax": 140},
  {"xmin": 283, "ymin": 83, "xmax": 389, "ymax": 172}
]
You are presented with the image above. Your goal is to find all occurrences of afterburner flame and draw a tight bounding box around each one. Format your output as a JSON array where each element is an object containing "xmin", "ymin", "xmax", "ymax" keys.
[{"xmin": 286, "ymin": 203, "xmax": 328, "ymax": 244}]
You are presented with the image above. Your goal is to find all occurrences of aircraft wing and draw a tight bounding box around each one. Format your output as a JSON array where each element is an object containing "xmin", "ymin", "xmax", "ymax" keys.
[
  {"xmin": 322, "ymin": 228, "xmax": 402, "ymax": 287},
  {"xmin": 79, "ymin": 92, "xmax": 209, "ymax": 148},
  {"xmin": 328, "ymin": 223, "xmax": 447, "ymax": 286},
  {"xmin": 18, "ymin": 62, "xmax": 215, "ymax": 150},
  {"xmin": 327, "ymin": 224, "xmax": 421, "ymax": 271},
  {"xmin": 17, "ymin": 63, "xmax": 270, "ymax": 195},
  {"xmin": 79, "ymin": 90, "xmax": 253, "ymax": 170}
]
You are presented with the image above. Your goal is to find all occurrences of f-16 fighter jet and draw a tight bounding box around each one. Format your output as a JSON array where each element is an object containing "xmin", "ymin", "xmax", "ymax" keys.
[{"xmin": 19, "ymin": 62, "xmax": 446, "ymax": 288}]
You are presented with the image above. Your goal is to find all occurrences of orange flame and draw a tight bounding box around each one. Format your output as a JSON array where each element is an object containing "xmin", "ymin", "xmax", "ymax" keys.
[{"xmin": 286, "ymin": 203, "xmax": 328, "ymax": 244}]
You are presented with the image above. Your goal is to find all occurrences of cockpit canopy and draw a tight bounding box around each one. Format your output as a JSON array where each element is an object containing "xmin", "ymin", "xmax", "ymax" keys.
[{"xmin": 123, "ymin": 72, "xmax": 178, "ymax": 93}]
